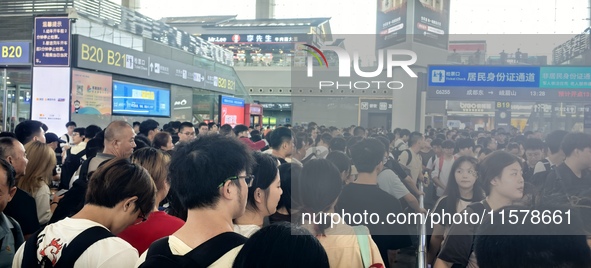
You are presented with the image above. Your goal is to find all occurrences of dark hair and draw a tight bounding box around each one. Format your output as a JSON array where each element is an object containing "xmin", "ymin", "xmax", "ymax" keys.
[
  {"xmin": 197, "ymin": 122, "xmax": 208, "ymax": 128},
  {"xmin": 219, "ymin": 124, "xmax": 233, "ymax": 136},
  {"xmin": 86, "ymin": 158, "xmax": 156, "ymax": 216},
  {"xmin": 84, "ymin": 125, "xmax": 102, "ymax": 139},
  {"xmin": 441, "ymin": 140, "xmax": 455, "ymax": 149},
  {"xmin": 399, "ymin": 129, "xmax": 411, "ymax": 138},
  {"xmin": 0, "ymin": 158, "xmax": 16, "ymax": 188},
  {"xmin": 132, "ymin": 121, "xmax": 141, "ymax": 127},
  {"xmin": 329, "ymin": 137, "xmax": 346, "ymax": 152},
  {"xmin": 431, "ymin": 138, "xmax": 443, "ymax": 147},
  {"xmin": 234, "ymin": 124, "xmax": 249, "ymax": 136},
  {"xmin": 247, "ymin": 152, "xmax": 279, "ymax": 213},
  {"xmin": 456, "ymin": 138, "xmax": 474, "ymax": 150},
  {"xmin": 524, "ymin": 138, "xmax": 546, "ymax": 152},
  {"xmin": 478, "ymin": 148, "xmax": 493, "ymax": 158},
  {"xmin": 350, "ymin": 138, "xmax": 385, "ymax": 173},
  {"xmin": 73, "ymin": 127, "xmax": 85, "ymax": 137},
  {"xmin": 545, "ymin": 130, "xmax": 569, "ymax": 154},
  {"xmin": 268, "ymin": 127, "xmax": 292, "ymax": 150},
  {"xmin": 345, "ymin": 136, "xmax": 364, "ymax": 157},
  {"xmin": 139, "ymin": 119, "xmax": 159, "ymax": 136},
  {"xmin": 0, "ymin": 137, "xmax": 18, "ymax": 159},
  {"xmin": 0, "ymin": 133, "xmax": 16, "ymax": 138},
  {"xmin": 561, "ymin": 132, "xmax": 591, "ymax": 157},
  {"xmin": 169, "ymin": 135, "xmax": 254, "ymax": 209},
  {"xmin": 85, "ymin": 131, "xmax": 104, "ymax": 159},
  {"xmin": 14, "ymin": 120, "xmax": 44, "ymax": 145},
  {"xmin": 353, "ymin": 126, "xmax": 366, "ymax": 137},
  {"xmin": 475, "ymin": 205, "xmax": 591, "ymax": 268},
  {"xmin": 479, "ymin": 151, "xmax": 520, "ymax": 195},
  {"xmin": 152, "ymin": 132, "xmax": 172, "ymax": 150},
  {"xmin": 66, "ymin": 121, "xmax": 77, "ymax": 128},
  {"xmin": 276, "ymin": 163, "xmax": 301, "ymax": 214},
  {"xmin": 134, "ymin": 135, "xmax": 152, "ymax": 150},
  {"xmin": 408, "ymin": 132, "xmax": 423, "ymax": 147},
  {"xmin": 441, "ymin": 156, "xmax": 484, "ymax": 217},
  {"xmin": 294, "ymin": 132, "xmax": 308, "ymax": 151},
  {"xmin": 506, "ymin": 142, "xmax": 520, "ymax": 151},
  {"xmin": 207, "ymin": 122, "xmax": 217, "ymax": 129},
  {"xmin": 319, "ymin": 133, "xmax": 332, "ymax": 145},
  {"xmin": 325, "ymin": 151, "xmax": 351, "ymax": 178},
  {"xmin": 179, "ymin": 122, "xmax": 194, "ymax": 132},
  {"xmin": 232, "ymin": 222, "xmax": 329, "ymax": 268}
]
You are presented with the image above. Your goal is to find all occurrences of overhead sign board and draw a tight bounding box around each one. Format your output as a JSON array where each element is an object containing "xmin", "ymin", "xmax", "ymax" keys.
[
  {"xmin": 428, "ymin": 65, "xmax": 591, "ymax": 101},
  {"xmin": 74, "ymin": 35, "xmax": 236, "ymax": 94},
  {"xmin": 34, "ymin": 17, "xmax": 70, "ymax": 66},
  {"xmin": 0, "ymin": 41, "xmax": 31, "ymax": 65}
]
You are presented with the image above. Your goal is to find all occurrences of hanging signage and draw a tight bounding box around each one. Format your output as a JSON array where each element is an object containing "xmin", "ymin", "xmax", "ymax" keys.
[
  {"xmin": 552, "ymin": 33, "xmax": 590, "ymax": 65},
  {"xmin": 74, "ymin": 35, "xmax": 236, "ymax": 93},
  {"xmin": 201, "ymin": 34, "xmax": 309, "ymax": 44},
  {"xmin": 413, "ymin": 0, "xmax": 450, "ymax": 49},
  {"xmin": 495, "ymin": 101, "xmax": 512, "ymax": 129},
  {"xmin": 376, "ymin": 0, "xmax": 408, "ymax": 49},
  {"xmin": 34, "ymin": 17, "xmax": 70, "ymax": 66},
  {"xmin": 0, "ymin": 41, "xmax": 31, "ymax": 65}
]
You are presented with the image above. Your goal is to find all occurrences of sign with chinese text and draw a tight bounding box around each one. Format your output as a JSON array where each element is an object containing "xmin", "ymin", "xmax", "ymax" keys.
[
  {"xmin": 585, "ymin": 105, "xmax": 591, "ymax": 129},
  {"xmin": 34, "ymin": 17, "xmax": 70, "ymax": 66},
  {"xmin": 413, "ymin": 0, "xmax": 450, "ymax": 49},
  {"xmin": 429, "ymin": 65, "xmax": 539, "ymax": 88},
  {"xmin": 376, "ymin": 0, "xmax": 407, "ymax": 49},
  {"xmin": 0, "ymin": 41, "xmax": 30, "ymax": 65},
  {"xmin": 201, "ymin": 34, "xmax": 309, "ymax": 44},
  {"xmin": 552, "ymin": 33, "xmax": 590, "ymax": 65},
  {"xmin": 71, "ymin": 69, "xmax": 112, "ymax": 115},
  {"xmin": 495, "ymin": 101, "xmax": 511, "ymax": 129},
  {"xmin": 540, "ymin": 67, "xmax": 591, "ymax": 89}
]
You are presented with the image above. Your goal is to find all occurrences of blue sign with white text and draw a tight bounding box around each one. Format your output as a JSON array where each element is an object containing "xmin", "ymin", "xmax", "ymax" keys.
[
  {"xmin": 0, "ymin": 42, "xmax": 30, "ymax": 65},
  {"xmin": 34, "ymin": 17, "xmax": 70, "ymax": 66},
  {"xmin": 429, "ymin": 65, "xmax": 540, "ymax": 87},
  {"xmin": 221, "ymin": 96, "xmax": 245, "ymax": 107}
]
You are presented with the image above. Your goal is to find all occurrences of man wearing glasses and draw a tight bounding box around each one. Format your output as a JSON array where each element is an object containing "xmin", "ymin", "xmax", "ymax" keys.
[
  {"xmin": 176, "ymin": 122, "xmax": 195, "ymax": 145},
  {"xmin": 138, "ymin": 134, "xmax": 255, "ymax": 267}
]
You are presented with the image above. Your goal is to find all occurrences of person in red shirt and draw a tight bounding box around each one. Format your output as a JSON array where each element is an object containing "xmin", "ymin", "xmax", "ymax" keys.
[
  {"xmin": 234, "ymin": 124, "xmax": 267, "ymax": 151},
  {"xmin": 118, "ymin": 148, "xmax": 184, "ymax": 254}
]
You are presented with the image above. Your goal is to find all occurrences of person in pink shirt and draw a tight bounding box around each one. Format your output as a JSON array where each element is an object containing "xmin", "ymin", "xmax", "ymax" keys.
[{"xmin": 234, "ymin": 125, "xmax": 267, "ymax": 151}]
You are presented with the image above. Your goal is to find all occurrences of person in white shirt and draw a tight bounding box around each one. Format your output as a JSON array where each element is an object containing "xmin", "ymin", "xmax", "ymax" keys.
[
  {"xmin": 431, "ymin": 140, "xmax": 457, "ymax": 198},
  {"xmin": 393, "ymin": 129, "xmax": 411, "ymax": 151},
  {"xmin": 13, "ymin": 158, "xmax": 156, "ymax": 268},
  {"xmin": 60, "ymin": 121, "xmax": 76, "ymax": 149},
  {"xmin": 533, "ymin": 130, "xmax": 568, "ymax": 174},
  {"xmin": 62, "ymin": 127, "xmax": 87, "ymax": 164}
]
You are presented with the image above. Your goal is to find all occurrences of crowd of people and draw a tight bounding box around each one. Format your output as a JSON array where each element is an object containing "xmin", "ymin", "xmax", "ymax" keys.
[{"xmin": 0, "ymin": 118, "xmax": 588, "ymax": 267}]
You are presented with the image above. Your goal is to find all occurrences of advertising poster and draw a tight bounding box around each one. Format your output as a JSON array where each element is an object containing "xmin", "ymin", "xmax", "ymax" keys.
[
  {"xmin": 112, "ymin": 81, "xmax": 171, "ymax": 117},
  {"xmin": 31, "ymin": 67, "xmax": 71, "ymax": 133},
  {"xmin": 219, "ymin": 95, "xmax": 245, "ymax": 127},
  {"xmin": 71, "ymin": 70, "xmax": 112, "ymax": 115},
  {"xmin": 413, "ymin": 0, "xmax": 450, "ymax": 49},
  {"xmin": 376, "ymin": 0, "xmax": 408, "ymax": 49}
]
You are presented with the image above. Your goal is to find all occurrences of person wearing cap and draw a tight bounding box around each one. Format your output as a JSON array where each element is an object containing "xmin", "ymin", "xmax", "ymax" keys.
[{"xmin": 46, "ymin": 133, "xmax": 65, "ymax": 152}]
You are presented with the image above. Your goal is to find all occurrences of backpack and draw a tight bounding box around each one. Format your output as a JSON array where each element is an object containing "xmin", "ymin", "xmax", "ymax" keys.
[
  {"xmin": 139, "ymin": 232, "xmax": 247, "ymax": 268},
  {"xmin": 397, "ymin": 149, "xmax": 413, "ymax": 166},
  {"xmin": 539, "ymin": 158, "xmax": 552, "ymax": 172},
  {"xmin": 21, "ymin": 226, "xmax": 114, "ymax": 268},
  {"xmin": 59, "ymin": 148, "xmax": 86, "ymax": 190},
  {"xmin": 392, "ymin": 142, "xmax": 407, "ymax": 160}
]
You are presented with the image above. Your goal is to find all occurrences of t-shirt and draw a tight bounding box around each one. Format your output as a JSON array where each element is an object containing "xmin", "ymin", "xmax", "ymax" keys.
[
  {"xmin": 542, "ymin": 163, "xmax": 591, "ymax": 200},
  {"xmin": 135, "ymin": 235, "xmax": 243, "ymax": 268},
  {"xmin": 437, "ymin": 201, "xmax": 491, "ymax": 268},
  {"xmin": 394, "ymin": 139, "xmax": 407, "ymax": 151},
  {"xmin": 32, "ymin": 183, "xmax": 52, "ymax": 225},
  {"xmin": 399, "ymin": 149, "xmax": 423, "ymax": 181},
  {"xmin": 12, "ymin": 218, "xmax": 138, "ymax": 268},
  {"xmin": 306, "ymin": 223, "xmax": 384, "ymax": 268},
  {"xmin": 233, "ymin": 224, "xmax": 261, "ymax": 238},
  {"xmin": 533, "ymin": 158, "xmax": 555, "ymax": 175},
  {"xmin": 118, "ymin": 211, "xmax": 185, "ymax": 254},
  {"xmin": 336, "ymin": 183, "xmax": 411, "ymax": 261},
  {"xmin": 431, "ymin": 156, "xmax": 455, "ymax": 197},
  {"xmin": 377, "ymin": 169, "xmax": 410, "ymax": 199}
]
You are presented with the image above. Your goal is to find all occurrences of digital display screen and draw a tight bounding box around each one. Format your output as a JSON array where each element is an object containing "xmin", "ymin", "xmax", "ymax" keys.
[
  {"xmin": 112, "ymin": 81, "xmax": 170, "ymax": 117},
  {"xmin": 219, "ymin": 95, "xmax": 245, "ymax": 127}
]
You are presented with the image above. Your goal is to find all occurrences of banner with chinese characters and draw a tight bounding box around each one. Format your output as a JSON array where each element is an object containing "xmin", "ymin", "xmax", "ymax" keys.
[
  {"xmin": 71, "ymin": 69, "xmax": 112, "ymax": 115},
  {"xmin": 34, "ymin": 17, "xmax": 70, "ymax": 66},
  {"xmin": 413, "ymin": 0, "xmax": 450, "ymax": 49},
  {"xmin": 428, "ymin": 65, "xmax": 591, "ymax": 101},
  {"xmin": 376, "ymin": 0, "xmax": 407, "ymax": 49}
]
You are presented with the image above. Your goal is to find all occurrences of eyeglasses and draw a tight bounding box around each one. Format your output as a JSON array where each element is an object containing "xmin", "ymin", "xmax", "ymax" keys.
[
  {"xmin": 181, "ymin": 132, "xmax": 196, "ymax": 136},
  {"xmin": 133, "ymin": 209, "xmax": 147, "ymax": 225},
  {"xmin": 217, "ymin": 175, "xmax": 255, "ymax": 188}
]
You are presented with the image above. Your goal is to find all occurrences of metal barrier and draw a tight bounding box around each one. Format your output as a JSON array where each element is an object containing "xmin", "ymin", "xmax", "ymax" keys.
[{"xmin": 418, "ymin": 173, "xmax": 428, "ymax": 268}]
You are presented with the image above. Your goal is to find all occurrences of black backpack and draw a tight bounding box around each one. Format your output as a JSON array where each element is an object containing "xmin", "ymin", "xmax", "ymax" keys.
[
  {"xmin": 21, "ymin": 226, "xmax": 114, "ymax": 268},
  {"xmin": 392, "ymin": 142, "xmax": 407, "ymax": 160},
  {"xmin": 59, "ymin": 148, "xmax": 86, "ymax": 190},
  {"xmin": 139, "ymin": 232, "xmax": 247, "ymax": 268}
]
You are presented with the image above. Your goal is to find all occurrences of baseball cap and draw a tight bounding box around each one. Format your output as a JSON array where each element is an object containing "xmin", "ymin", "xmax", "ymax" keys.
[{"xmin": 45, "ymin": 133, "xmax": 65, "ymax": 144}]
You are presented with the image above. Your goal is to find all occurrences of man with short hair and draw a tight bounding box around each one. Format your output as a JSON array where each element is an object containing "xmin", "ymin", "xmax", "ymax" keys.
[
  {"xmin": 267, "ymin": 127, "xmax": 293, "ymax": 164},
  {"xmin": 0, "ymin": 137, "xmax": 38, "ymax": 239},
  {"xmin": 139, "ymin": 119, "xmax": 160, "ymax": 143},
  {"xmin": 534, "ymin": 130, "xmax": 568, "ymax": 174},
  {"xmin": 51, "ymin": 121, "xmax": 137, "ymax": 223},
  {"xmin": 542, "ymin": 132, "xmax": 591, "ymax": 200},
  {"xmin": 398, "ymin": 132, "xmax": 425, "ymax": 186},
  {"xmin": 133, "ymin": 121, "xmax": 141, "ymax": 134},
  {"xmin": 176, "ymin": 122, "xmax": 195, "ymax": 144},
  {"xmin": 61, "ymin": 121, "xmax": 76, "ymax": 147},
  {"xmin": 455, "ymin": 138, "xmax": 475, "ymax": 157},
  {"xmin": 353, "ymin": 126, "xmax": 366, "ymax": 138},
  {"xmin": 394, "ymin": 129, "xmax": 411, "ymax": 151},
  {"xmin": 338, "ymin": 138, "xmax": 411, "ymax": 268},
  {"xmin": 431, "ymin": 140, "xmax": 456, "ymax": 198},
  {"xmin": 138, "ymin": 135, "xmax": 255, "ymax": 267},
  {"xmin": 219, "ymin": 124, "xmax": 234, "ymax": 137},
  {"xmin": 14, "ymin": 120, "xmax": 46, "ymax": 145},
  {"xmin": 197, "ymin": 122, "xmax": 208, "ymax": 136},
  {"xmin": 0, "ymin": 159, "xmax": 23, "ymax": 267},
  {"xmin": 314, "ymin": 133, "xmax": 332, "ymax": 159},
  {"xmin": 63, "ymin": 127, "xmax": 87, "ymax": 162},
  {"xmin": 208, "ymin": 122, "xmax": 219, "ymax": 134}
]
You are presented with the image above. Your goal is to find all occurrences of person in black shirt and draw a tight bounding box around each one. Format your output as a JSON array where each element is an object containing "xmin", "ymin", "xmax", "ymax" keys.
[
  {"xmin": 267, "ymin": 127, "xmax": 293, "ymax": 164},
  {"xmin": 336, "ymin": 138, "xmax": 411, "ymax": 268}
]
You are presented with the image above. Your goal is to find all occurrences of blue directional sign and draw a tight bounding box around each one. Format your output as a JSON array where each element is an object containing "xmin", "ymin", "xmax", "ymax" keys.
[
  {"xmin": 34, "ymin": 17, "xmax": 70, "ymax": 66},
  {"xmin": 429, "ymin": 65, "xmax": 540, "ymax": 88}
]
